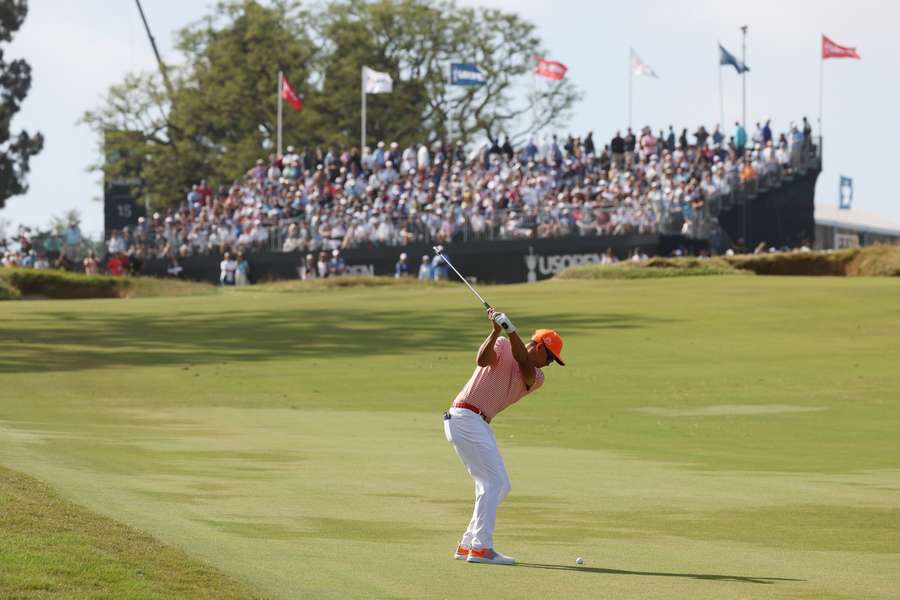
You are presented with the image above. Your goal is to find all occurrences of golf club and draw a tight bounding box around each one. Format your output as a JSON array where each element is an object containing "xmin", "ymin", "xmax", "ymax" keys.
[{"xmin": 433, "ymin": 246, "xmax": 510, "ymax": 329}]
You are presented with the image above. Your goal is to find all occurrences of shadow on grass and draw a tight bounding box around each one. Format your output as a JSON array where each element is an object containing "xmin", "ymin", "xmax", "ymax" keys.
[
  {"xmin": 1, "ymin": 307, "xmax": 675, "ymax": 374},
  {"xmin": 515, "ymin": 562, "xmax": 804, "ymax": 584}
]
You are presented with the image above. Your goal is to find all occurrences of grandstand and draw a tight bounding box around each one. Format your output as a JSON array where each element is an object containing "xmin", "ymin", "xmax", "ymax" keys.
[{"xmin": 3, "ymin": 122, "xmax": 822, "ymax": 283}]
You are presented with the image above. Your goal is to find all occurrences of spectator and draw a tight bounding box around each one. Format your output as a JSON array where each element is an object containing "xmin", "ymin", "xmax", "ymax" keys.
[
  {"xmin": 220, "ymin": 251, "xmax": 237, "ymax": 285},
  {"xmin": 431, "ymin": 249, "xmax": 449, "ymax": 281},
  {"xmin": 735, "ymin": 121, "xmax": 747, "ymax": 154},
  {"xmin": 610, "ymin": 131, "xmax": 625, "ymax": 170},
  {"xmin": 107, "ymin": 252, "xmax": 126, "ymax": 277},
  {"xmin": 327, "ymin": 249, "xmax": 345, "ymax": 276},
  {"xmin": 418, "ymin": 254, "xmax": 432, "ymax": 280},
  {"xmin": 299, "ymin": 253, "xmax": 317, "ymax": 280},
  {"xmin": 236, "ymin": 252, "xmax": 250, "ymax": 285},
  {"xmin": 395, "ymin": 252, "xmax": 410, "ymax": 278},
  {"xmin": 83, "ymin": 251, "xmax": 99, "ymax": 275},
  {"xmin": 317, "ymin": 251, "xmax": 329, "ymax": 278}
]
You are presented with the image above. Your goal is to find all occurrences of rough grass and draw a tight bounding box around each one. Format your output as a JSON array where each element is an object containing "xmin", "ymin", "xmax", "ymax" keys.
[
  {"xmin": 245, "ymin": 275, "xmax": 458, "ymax": 292},
  {"xmin": 0, "ymin": 268, "xmax": 215, "ymax": 300},
  {"xmin": 0, "ymin": 465, "xmax": 265, "ymax": 600},
  {"xmin": 558, "ymin": 257, "xmax": 743, "ymax": 280},
  {"xmin": 0, "ymin": 275, "xmax": 21, "ymax": 299},
  {"xmin": 559, "ymin": 245, "xmax": 900, "ymax": 279}
]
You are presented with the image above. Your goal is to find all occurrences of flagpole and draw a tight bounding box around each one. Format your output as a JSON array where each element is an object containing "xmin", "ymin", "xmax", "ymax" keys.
[
  {"xmin": 447, "ymin": 63, "xmax": 452, "ymax": 146},
  {"xmin": 818, "ymin": 49, "xmax": 824, "ymax": 134},
  {"xmin": 277, "ymin": 70, "xmax": 283, "ymax": 157},
  {"xmin": 718, "ymin": 61, "xmax": 724, "ymax": 131},
  {"xmin": 628, "ymin": 49, "xmax": 633, "ymax": 129},
  {"xmin": 740, "ymin": 25, "xmax": 747, "ymax": 128},
  {"xmin": 361, "ymin": 67, "xmax": 366, "ymax": 151}
]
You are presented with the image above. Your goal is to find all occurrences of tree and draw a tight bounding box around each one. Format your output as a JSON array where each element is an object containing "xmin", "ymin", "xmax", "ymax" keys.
[
  {"xmin": 314, "ymin": 0, "xmax": 580, "ymax": 147},
  {"xmin": 83, "ymin": 0, "xmax": 579, "ymax": 210},
  {"xmin": 83, "ymin": 0, "xmax": 315, "ymax": 207},
  {"xmin": 0, "ymin": 0, "xmax": 43, "ymax": 209}
]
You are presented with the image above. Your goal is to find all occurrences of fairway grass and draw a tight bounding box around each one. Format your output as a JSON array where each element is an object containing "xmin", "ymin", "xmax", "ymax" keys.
[{"xmin": 1, "ymin": 277, "xmax": 899, "ymax": 599}]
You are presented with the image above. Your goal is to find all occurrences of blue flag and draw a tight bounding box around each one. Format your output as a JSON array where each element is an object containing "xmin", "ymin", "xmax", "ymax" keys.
[
  {"xmin": 450, "ymin": 63, "xmax": 487, "ymax": 86},
  {"xmin": 839, "ymin": 176, "xmax": 853, "ymax": 210},
  {"xmin": 719, "ymin": 44, "xmax": 749, "ymax": 73}
]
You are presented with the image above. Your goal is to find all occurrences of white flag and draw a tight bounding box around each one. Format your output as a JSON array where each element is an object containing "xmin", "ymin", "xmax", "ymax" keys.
[
  {"xmin": 630, "ymin": 48, "xmax": 658, "ymax": 78},
  {"xmin": 363, "ymin": 66, "xmax": 393, "ymax": 94}
]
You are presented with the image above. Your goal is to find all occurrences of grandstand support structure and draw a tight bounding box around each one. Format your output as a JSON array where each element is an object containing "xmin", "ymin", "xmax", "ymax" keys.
[{"xmin": 716, "ymin": 138, "xmax": 822, "ymax": 250}]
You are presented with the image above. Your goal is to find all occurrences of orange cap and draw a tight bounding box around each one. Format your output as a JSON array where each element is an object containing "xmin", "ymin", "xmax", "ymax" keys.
[{"xmin": 531, "ymin": 329, "xmax": 565, "ymax": 366}]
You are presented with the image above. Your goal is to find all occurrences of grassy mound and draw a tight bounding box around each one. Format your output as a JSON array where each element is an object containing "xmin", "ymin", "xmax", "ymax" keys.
[
  {"xmin": 558, "ymin": 256, "xmax": 743, "ymax": 280},
  {"xmin": 559, "ymin": 245, "xmax": 900, "ymax": 279},
  {"xmin": 0, "ymin": 466, "xmax": 264, "ymax": 599},
  {"xmin": 0, "ymin": 268, "xmax": 214, "ymax": 300},
  {"xmin": 725, "ymin": 245, "xmax": 900, "ymax": 276},
  {"xmin": 246, "ymin": 275, "xmax": 458, "ymax": 292},
  {"xmin": 0, "ymin": 275, "xmax": 21, "ymax": 300}
]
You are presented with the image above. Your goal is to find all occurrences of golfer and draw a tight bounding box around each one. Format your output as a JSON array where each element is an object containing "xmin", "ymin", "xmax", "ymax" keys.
[{"xmin": 443, "ymin": 308, "xmax": 564, "ymax": 565}]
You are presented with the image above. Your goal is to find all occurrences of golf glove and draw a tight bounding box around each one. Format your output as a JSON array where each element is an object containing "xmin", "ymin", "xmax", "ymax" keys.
[{"xmin": 493, "ymin": 312, "xmax": 516, "ymax": 333}]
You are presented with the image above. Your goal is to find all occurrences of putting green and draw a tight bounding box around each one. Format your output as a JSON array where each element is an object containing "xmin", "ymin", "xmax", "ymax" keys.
[{"xmin": 1, "ymin": 277, "xmax": 899, "ymax": 599}]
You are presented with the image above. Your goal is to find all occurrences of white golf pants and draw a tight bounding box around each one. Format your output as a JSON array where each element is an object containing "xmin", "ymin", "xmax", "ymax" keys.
[{"xmin": 444, "ymin": 407, "xmax": 511, "ymax": 550}]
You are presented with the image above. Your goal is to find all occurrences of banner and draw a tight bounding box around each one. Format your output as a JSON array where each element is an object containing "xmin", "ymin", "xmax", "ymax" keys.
[
  {"xmin": 534, "ymin": 56, "xmax": 568, "ymax": 80},
  {"xmin": 362, "ymin": 66, "xmax": 393, "ymax": 94},
  {"xmin": 839, "ymin": 176, "xmax": 853, "ymax": 210},
  {"xmin": 822, "ymin": 35, "xmax": 861, "ymax": 59},
  {"xmin": 630, "ymin": 48, "xmax": 658, "ymax": 78},
  {"xmin": 719, "ymin": 44, "xmax": 749, "ymax": 73},
  {"xmin": 281, "ymin": 75, "xmax": 303, "ymax": 112},
  {"xmin": 450, "ymin": 63, "xmax": 487, "ymax": 86}
]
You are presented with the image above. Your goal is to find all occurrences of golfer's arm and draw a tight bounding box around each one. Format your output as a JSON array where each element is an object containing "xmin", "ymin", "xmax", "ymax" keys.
[
  {"xmin": 476, "ymin": 331, "xmax": 500, "ymax": 367},
  {"xmin": 508, "ymin": 331, "xmax": 536, "ymax": 388}
]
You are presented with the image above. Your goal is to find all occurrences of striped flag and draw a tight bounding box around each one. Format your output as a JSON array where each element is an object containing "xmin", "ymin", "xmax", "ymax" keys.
[
  {"xmin": 534, "ymin": 56, "xmax": 567, "ymax": 80},
  {"xmin": 630, "ymin": 48, "xmax": 658, "ymax": 78},
  {"xmin": 822, "ymin": 35, "xmax": 860, "ymax": 60}
]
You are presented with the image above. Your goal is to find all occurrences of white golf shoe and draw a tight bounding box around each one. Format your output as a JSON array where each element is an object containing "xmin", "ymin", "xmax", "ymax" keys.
[
  {"xmin": 466, "ymin": 547, "xmax": 515, "ymax": 565},
  {"xmin": 454, "ymin": 544, "xmax": 470, "ymax": 560}
]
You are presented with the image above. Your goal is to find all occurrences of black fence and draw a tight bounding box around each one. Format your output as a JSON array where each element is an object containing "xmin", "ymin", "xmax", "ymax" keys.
[{"xmin": 143, "ymin": 234, "xmax": 708, "ymax": 285}]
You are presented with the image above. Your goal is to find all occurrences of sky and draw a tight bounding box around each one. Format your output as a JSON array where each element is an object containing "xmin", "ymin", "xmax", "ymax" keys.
[{"xmin": 3, "ymin": 0, "xmax": 898, "ymax": 238}]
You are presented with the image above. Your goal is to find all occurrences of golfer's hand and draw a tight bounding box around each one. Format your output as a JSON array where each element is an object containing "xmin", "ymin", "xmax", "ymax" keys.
[
  {"xmin": 487, "ymin": 308, "xmax": 502, "ymax": 334},
  {"xmin": 492, "ymin": 311, "xmax": 517, "ymax": 333}
]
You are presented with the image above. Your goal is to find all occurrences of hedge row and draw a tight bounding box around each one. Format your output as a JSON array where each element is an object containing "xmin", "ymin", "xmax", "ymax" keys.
[
  {"xmin": 0, "ymin": 268, "xmax": 214, "ymax": 300},
  {"xmin": 724, "ymin": 245, "xmax": 900, "ymax": 276},
  {"xmin": 558, "ymin": 245, "xmax": 900, "ymax": 280}
]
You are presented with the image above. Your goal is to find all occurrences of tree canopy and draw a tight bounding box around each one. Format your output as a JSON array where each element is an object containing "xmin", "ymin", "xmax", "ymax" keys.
[
  {"xmin": 82, "ymin": 0, "xmax": 579, "ymax": 208},
  {"xmin": 0, "ymin": 0, "xmax": 43, "ymax": 209}
]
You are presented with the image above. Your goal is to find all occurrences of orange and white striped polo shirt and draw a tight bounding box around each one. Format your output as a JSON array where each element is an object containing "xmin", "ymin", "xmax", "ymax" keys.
[{"xmin": 453, "ymin": 336, "xmax": 544, "ymax": 421}]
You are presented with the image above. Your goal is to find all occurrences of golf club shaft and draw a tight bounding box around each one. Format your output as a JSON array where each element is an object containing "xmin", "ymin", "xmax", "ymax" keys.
[{"xmin": 434, "ymin": 248, "xmax": 490, "ymax": 310}]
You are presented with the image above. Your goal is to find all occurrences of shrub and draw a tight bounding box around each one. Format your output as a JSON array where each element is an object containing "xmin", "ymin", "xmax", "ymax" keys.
[
  {"xmin": 558, "ymin": 257, "xmax": 742, "ymax": 280},
  {"xmin": 2, "ymin": 268, "xmax": 122, "ymax": 299},
  {"xmin": 0, "ymin": 274, "xmax": 21, "ymax": 299},
  {"xmin": 0, "ymin": 268, "xmax": 215, "ymax": 300}
]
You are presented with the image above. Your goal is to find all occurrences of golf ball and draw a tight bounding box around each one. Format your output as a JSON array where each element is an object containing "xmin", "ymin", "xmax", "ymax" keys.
[{"xmin": 575, "ymin": 557, "xmax": 584, "ymax": 565}]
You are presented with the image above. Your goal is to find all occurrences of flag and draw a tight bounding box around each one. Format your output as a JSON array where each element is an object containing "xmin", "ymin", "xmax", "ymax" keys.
[
  {"xmin": 534, "ymin": 56, "xmax": 567, "ymax": 80},
  {"xmin": 362, "ymin": 66, "xmax": 393, "ymax": 94},
  {"xmin": 630, "ymin": 48, "xmax": 658, "ymax": 78},
  {"xmin": 839, "ymin": 176, "xmax": 853, "ymax": 210},
  {"xmin": 822, "ymin": 35, "xmax": 860, "ymax": 60},
  {"xmin": 281, "ymin": 75, "xmax": 303, "ymax": 112},
  {"xmin": 719, "ymin": 44, "xmax": 749, "ymax": 73},
  {"xmin": 450, "ymin": 63, "xmax": 487, "ymax": 86}
]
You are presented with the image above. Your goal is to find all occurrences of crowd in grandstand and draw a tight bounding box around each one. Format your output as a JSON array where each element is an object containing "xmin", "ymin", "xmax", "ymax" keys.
[{"xmin": 1, "ymin": 118, "xmax": 817, "ymax": 278}]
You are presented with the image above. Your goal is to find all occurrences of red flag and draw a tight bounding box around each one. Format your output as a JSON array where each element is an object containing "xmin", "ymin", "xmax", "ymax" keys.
[
  {"xmin": 281, "ymin": 75, "xmax": 303, "ymax": 111},
  {"xmin": 535, "ymin": 56, "xmax": 568, "ymax": 80},
  {"xmin": 822, "ymin": 35, "xmax": 860, "ymax": 60}
]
